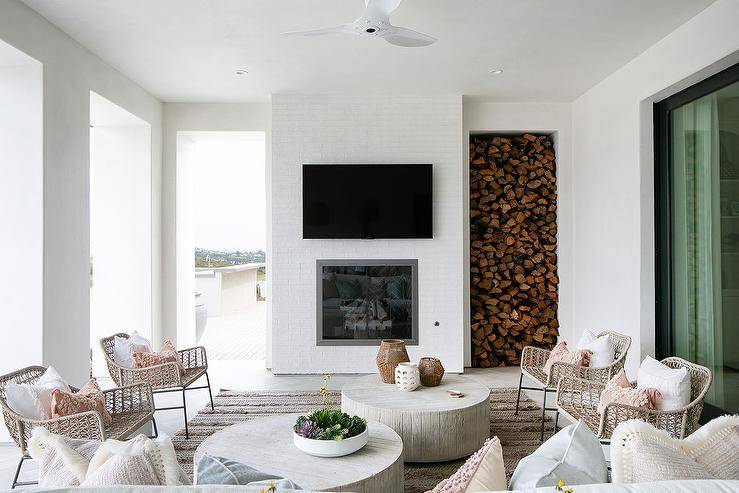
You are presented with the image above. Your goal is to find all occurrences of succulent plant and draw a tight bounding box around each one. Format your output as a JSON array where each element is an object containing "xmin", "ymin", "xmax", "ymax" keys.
[{"xmin": 294, "ymin": 418, "xmax": 322, "ymax": 439}]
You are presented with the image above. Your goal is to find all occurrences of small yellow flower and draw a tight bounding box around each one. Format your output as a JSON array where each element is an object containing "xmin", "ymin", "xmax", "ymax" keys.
[
  {"xmin": 319, "ymin": 386, "xmax": 327, "ymax": 393},
  {"xmin": 323, "ymin": 373, "xmax": 331, "ymax": 379},
  {"xmin": 557, "ymin": 480, "xmax": 565, "ymax": 488}
]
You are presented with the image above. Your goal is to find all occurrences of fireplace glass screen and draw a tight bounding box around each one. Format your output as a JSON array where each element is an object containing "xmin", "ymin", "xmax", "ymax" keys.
[{"xmin": 317, "ymin": 260, "xmax": 418, "ymax": 345}]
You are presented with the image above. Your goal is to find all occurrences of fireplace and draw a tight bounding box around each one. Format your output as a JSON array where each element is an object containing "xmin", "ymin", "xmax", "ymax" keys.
[{"xmin": 316, "ymin": 259, "xmax": 418, "ymax": 346}]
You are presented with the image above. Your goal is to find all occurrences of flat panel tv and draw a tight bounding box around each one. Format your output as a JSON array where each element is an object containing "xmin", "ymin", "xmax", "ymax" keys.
[{"xmin": 303, "ymin": 164, "xmax": 432, "ymax": 239}]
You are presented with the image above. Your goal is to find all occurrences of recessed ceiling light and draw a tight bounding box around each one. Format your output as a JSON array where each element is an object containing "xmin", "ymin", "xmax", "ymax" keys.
[
  {"xmin": 488, "ymin": 68, "xmax": 504, "ymax": 75},
  {"xmin": 235, "ymin": 69, "xmax": 248, "ymax": 76}
]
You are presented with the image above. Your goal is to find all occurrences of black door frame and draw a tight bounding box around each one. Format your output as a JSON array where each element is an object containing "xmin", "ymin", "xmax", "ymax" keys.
[{"xmin": 654, "ymin": 62, "xmax": 739, "ymax": 418}]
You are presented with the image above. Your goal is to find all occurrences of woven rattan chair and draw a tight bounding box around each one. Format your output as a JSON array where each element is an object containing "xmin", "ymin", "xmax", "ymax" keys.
[
  {"xmin": 0, "ymin": 365, "xmax": 154, "ymax": 488},
  {"xmin": 556, "ymin": 357, "xmax": 712, "ymax": 441},
  {"xmin": 515, "ymin": 330, "xmax": 631, "ymax": 441},
  {"xmin": 100, "ymin": 333, "xmax": 214, "ymax": 439}
]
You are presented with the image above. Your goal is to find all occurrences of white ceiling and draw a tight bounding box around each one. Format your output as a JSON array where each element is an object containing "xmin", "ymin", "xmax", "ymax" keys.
[
  {"xmin": 90, "ymin": 91, "xmax": 149, "ymax": 126},
  {"xmin": 21, "ymin": 0, "xmax": 716, "ymax": 103}
]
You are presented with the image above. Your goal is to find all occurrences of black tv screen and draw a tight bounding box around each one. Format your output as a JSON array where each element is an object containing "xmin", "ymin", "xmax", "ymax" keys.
[{"xmin": 303, "ymin": 164, "xmax": 433, "ymax": 239}]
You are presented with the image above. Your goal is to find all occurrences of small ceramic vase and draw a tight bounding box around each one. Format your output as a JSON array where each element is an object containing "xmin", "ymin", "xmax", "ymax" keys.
[
  {"xmin": 418, "ymin": 357, "xmax": 445, "ymax": 386},
  {"xmin": 376, "ymin": 339, "xmax": 410, "ymax": 383},
  {"xmin": 394, "ymin": 362, "xmax": 420, "ymax": 392}
]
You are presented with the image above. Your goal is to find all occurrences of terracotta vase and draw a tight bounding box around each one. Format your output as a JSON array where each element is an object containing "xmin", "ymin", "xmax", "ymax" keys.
[
  {"xmin": 376, "ymin": 339, "xmax": 410, "ymax": 384},
  {"xmin": 418, "ymin": 357, "xmax": 445, "ymax": 386}
]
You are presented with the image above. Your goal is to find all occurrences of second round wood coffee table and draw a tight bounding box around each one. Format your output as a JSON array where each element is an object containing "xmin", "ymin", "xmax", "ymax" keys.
[{"xmin": 342, "ymin": 374, "xmax": 490, "ymax": 462}]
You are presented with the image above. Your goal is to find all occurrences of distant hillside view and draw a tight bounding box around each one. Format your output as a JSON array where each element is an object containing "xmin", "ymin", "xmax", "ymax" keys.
[{"xmin": 195, "ymin": 248, "xmax": 265, "ymax": 268}]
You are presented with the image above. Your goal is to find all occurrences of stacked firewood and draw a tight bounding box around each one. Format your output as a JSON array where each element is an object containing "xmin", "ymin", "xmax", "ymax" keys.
[{"xmin": 470, "ymin": 134, "xmax": 559, "ymax": 367}]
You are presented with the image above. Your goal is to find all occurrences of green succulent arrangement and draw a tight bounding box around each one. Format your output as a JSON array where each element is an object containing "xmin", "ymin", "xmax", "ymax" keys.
[{"xmin": 293, "ymin": 373, "xmax": 367, "ymax": 441}]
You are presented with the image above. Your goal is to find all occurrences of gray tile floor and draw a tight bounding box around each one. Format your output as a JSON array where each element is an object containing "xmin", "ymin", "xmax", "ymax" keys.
[{"xmin": 0, "ymin": 362, "xmax": 564, "ymax": 488}]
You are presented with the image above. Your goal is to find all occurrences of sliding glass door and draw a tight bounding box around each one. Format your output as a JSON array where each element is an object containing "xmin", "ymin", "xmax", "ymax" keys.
[{"xmin": 655, "ymin": 63, "xmax": 739, "ymax": 419}]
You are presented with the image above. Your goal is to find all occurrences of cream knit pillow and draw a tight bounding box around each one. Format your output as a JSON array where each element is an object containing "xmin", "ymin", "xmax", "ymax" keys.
[
  {"xmin": 611, "ymin": 415, "xmax": 739, "ymax": 483},
  {"xmin": 28, "ymin": 428, "xmax": 101, "ymax": 487}
]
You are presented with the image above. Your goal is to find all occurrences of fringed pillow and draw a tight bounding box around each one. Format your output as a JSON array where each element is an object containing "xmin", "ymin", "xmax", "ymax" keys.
[
  {"xmin": 28, "ymin": 428, "xmax": 101, "ymax": 487},
  {"xmin": 133, "ymin": 340, "xmax": 184, "ymax": 374},
  {"xmin": 597, "ymin": 369, "xmax": 660, "ymax": 415},
  {"xmin": 543, "ymin": 342, "xmax": 591, "ymax": 376},
  {"xmin": 611, "ymin": 415, "xmax": 739, "ymax": 483},
  {"xmin": 51, "ymin": 379, "xmax": 112, "ymax": 426},
  {"xmin": 426, "ymin": 437, "xmax": 506, "ymax": 493}
]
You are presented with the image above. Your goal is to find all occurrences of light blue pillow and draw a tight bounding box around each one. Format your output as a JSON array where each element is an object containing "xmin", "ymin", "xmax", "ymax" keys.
[
  {"xmin": 195, "ymin": 454, "xmax": 301, "ymax": 489},
  {"xmin": 509, "ymin": 420, "xmax": 607, "ymax": 489}
]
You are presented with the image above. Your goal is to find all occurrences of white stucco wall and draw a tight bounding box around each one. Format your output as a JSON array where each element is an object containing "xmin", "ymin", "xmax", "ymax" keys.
[
  {"xmin": 570, "ymin": 0, "xmax": 739, "ymax": 375},
  {"xmin": 0, "ymin": 0, "xmax": 162, "ymax": 384}
]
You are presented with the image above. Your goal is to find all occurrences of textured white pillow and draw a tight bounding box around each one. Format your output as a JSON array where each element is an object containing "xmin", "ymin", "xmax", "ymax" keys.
[
  {"xmin": 509, "ymin": 420, "xmax": 608, "ymax": 489},
  {"xmin": 637, "ymin": 356, "xmax": 691, "ymax": 411},
  {"xmin": 84, "ymin": 434, "xmax": 189, "ymax": 486},
  {"xmin": 577, "ymin": 329, "xmax": 615, "ymax": 368},
  {"xmin": 611, "ymin": 415, "xmax": 739, "ymax": 483},
  {"xmin": 5, "ymin": 366, "xmax": 71, "ymax": 420},
  {"xmin": 28, "ymin": 427, "xmax": 101, "ymax": 486},
  {"xmin": 113, "ymin": 331, "xmax": 152, "ymax": 368}
]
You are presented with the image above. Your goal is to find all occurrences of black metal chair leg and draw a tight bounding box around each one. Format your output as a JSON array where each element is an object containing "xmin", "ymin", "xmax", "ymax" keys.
[
  {"xmin": 514, "ymin": 373, "xmax": 523, "ymax": 415},
  {"xmin": 539, "ymin": 386, "xmax": 547, "ymax": 442},
  {"xmin": 150, "ymin": 417, "xmax": 159, "ymax": 438},
  {"xmin": 11, "ymin": 455, "xmax": 35, "ymax": 489},
  {"xmin": 205, "ymin": 371, "xmax": 215, "ymax": 411},
  {"xmin": 182, "ymin": 388, "xmax": 189, "ymax": 439},
  {"xmin": 554, "ymin": 409, "xmax": 560, "ymax": 436}
]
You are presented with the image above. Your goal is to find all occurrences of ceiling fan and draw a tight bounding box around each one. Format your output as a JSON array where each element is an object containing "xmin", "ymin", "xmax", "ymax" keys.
[{"xmin": 282, "ymin": 0, "xmax": 437, "ymax": 48}]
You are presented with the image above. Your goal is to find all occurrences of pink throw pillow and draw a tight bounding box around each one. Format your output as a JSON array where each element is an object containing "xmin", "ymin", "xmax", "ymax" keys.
[
  {"xmin": 597, "ymin": 369, "xmax": 661, "ymax": 415},
  {"xmin": 426, "ymin": 437, "xmax": 506, "ymax": 493},
  {"xmin": 543, "ymin": 342, "xmax": 591, "ymax": 375},
  {"xmin": 133, "ymin": 340, "xmax": 184, "ymax": 374},
  {"xmin": 51, "ymin": 379, "xmax": 112, "ymax": 426}
]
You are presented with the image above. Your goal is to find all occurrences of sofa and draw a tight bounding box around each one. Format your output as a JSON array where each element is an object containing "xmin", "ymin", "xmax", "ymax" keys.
[{"xmin": 9, "ymin": 481, "xmax": 739, "ymax": 492}]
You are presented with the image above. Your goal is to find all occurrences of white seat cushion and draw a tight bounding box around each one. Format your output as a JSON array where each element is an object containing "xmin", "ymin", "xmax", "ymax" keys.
[
  {"xmin": 636, "ymin": 356, "xmax": 691, "ymax": 411},
  {"xmin": 5, "ymin": 366, "xmax": 71, "ymax": 420},
  {"xmin": 577, "ymin": 329, "xmax": 615, "ymax": 368},
  {"xmin": 113, "ymin": 331, "xmax": 153, "ymax": 368}
]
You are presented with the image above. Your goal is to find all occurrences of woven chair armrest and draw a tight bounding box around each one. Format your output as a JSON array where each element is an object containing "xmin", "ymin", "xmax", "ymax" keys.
[
  {"xmin": 14, "ymin": 411, "xmax": 105, "ymax": 453},
  {"xmin": 521, "ymin": 345, "xmax": 551, "ymax": 368},
  {"xmin": 600, "ymin": 402, "xmax": 688, "ymax": 439},
  {"xmin": 557, "ymin": 375, "xmax": 605, "ymax": 407},
  {"xmin": 103, "ymin": 383, "xmax": 154, "ymax": 415},
  {"xmin": 549, "ymin": 361, "xmax": 592, "ymax": 386},
  {"xmin": 178, "ymin": 346, "xmax": 208, "ymax": 369},
  {"xmin": 118, "ymin": 362, "xmax": 183, "ymax": 388}
]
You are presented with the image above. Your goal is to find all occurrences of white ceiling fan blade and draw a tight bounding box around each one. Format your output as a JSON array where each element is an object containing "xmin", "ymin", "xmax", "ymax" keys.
[
  {"xmin": 281, "ymin": 25, "xmax": 354, "ymax": 37},
  {"xmin": 381, "ymin": 26, "xmax": 436, "ymax": 47},
  {"xmin": 364, "ymin": 0, "xmax": 403, "ymax": 17}
]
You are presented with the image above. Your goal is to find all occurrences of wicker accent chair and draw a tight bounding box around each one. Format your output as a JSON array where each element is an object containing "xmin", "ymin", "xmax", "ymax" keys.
[
  {"xmin": 515, "ymin": 330, "xmax": 631, "ymax": 441},
  {"xmin": 556, "ymin": 357, "xmax": 712, "ymax": 441},
  {"xmin": 0, "ymin": 365, "xmax": 154, "ymax": 489},
  {"xmin": 100, "ymin": 333, "xmax": 214, "ymax": 439}
]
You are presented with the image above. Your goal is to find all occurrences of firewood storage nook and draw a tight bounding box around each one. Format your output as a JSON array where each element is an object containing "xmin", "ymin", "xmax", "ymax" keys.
[{"xmin": 469, "ymin": 134, "xmax": 559, "ymax": 367}]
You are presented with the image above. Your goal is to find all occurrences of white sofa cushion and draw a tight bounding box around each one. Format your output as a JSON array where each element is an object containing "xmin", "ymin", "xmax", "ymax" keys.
[
  {"xmin": 611, "ymin": 415, "xmax": 739, "ymax": 484},
  {"xmin": 577, "ymin": 330, "xmax": 615, "ymax": 368},
  {"xmin": 509, "ymin": 420, "xmax": 607, "ymax": 489},
  {"xmin": 5, "ymin": 366, "xmax": 71, "ymax": 420},
  {"xmin": 636, "ymin": 356, "xmax": 691, "ymax": 411},
  {"xmin": 113, "ymin": 331, "xmax": 153, "ymax": 368}
]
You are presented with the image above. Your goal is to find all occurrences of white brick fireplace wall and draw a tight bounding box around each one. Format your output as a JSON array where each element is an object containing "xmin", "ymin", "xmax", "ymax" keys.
[{"xmin": 270, "ymin": 94, "xmax": 464, "ymax": 374}]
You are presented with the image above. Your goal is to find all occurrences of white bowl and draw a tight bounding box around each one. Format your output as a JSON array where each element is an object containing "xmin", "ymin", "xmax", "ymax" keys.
[{"xmin": 293, "ymin": 428, "xmax": 369, "ymax": 457}]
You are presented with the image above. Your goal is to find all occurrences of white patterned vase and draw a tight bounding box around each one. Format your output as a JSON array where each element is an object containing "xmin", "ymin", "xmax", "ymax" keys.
[{"xmin": 394, "ymin": 362, "xmax": 420, "ymax": 392}]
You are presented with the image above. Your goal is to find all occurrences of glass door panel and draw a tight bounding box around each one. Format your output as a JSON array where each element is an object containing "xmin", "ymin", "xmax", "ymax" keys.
[{"xmin": 665, "ymin": 76, "xmax": 739, "ymax": 417}]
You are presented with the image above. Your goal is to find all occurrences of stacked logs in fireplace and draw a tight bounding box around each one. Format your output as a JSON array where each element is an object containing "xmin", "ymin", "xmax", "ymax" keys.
[{"xmin": 470, "ymin": 133, "xmax": 559, "ymax": 367}]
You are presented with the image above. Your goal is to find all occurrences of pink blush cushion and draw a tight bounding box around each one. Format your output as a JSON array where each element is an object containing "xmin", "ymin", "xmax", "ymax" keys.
[
  {"xmin": 426, "ymin": 437, "xmax": 506, "ymax": 493},
  {"xmin": 543, "ymin": 342, "xmax": 591, "ymax": 375},
  {"xmin": 51, "ymin": 379, "xmax": 112, "ymax": 426},
  {"xmin": 133, "ymin": 340, "xmax": 184, "ymax": 374},
  {"xmin": 598, "ymin": 369, "xmax": 661, "ymax": 415}
]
